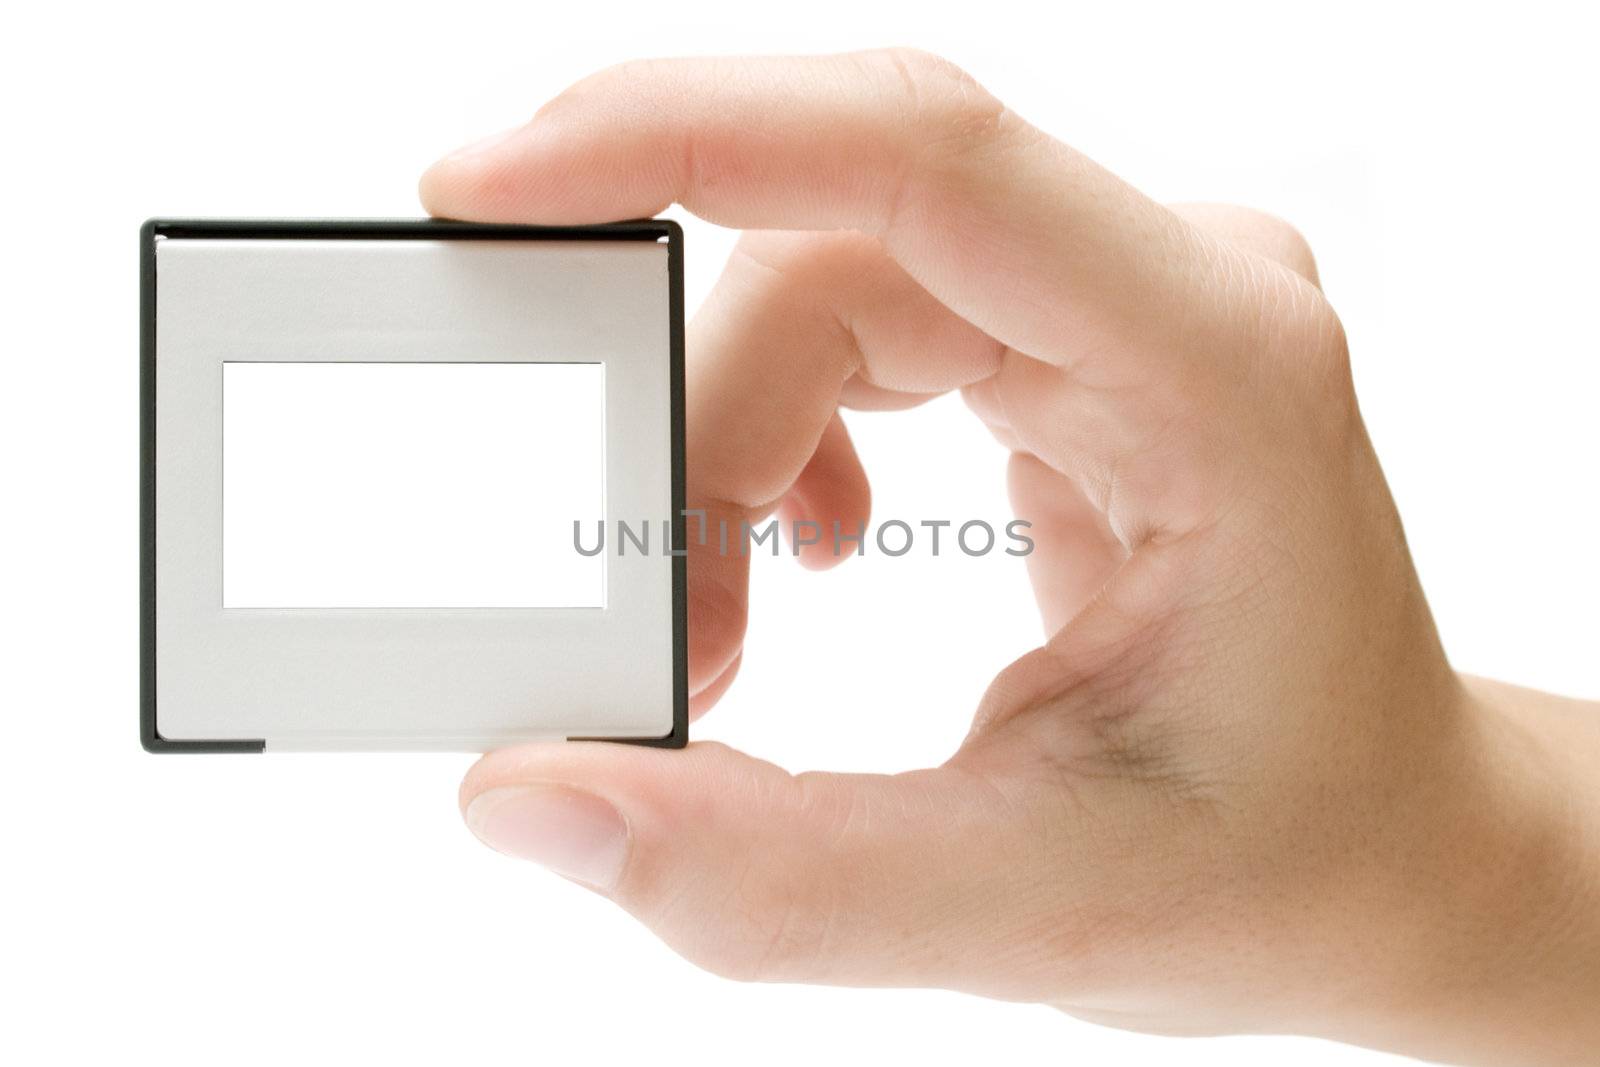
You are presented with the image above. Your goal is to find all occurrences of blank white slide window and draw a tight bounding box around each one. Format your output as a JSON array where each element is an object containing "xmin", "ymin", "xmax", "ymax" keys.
[{"xmin": 222, "ymin": 362, "xmax": 604, "ymax": 608}]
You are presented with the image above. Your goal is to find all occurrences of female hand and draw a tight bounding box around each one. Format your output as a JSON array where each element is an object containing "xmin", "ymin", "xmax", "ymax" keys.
[{"xmin": 420, "ymin": 50, "xmax": 1600, "ymax": 1066}]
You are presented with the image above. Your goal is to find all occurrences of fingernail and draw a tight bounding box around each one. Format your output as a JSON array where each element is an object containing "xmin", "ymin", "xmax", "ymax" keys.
[
  {"xmin": 439, "ymin": 125, "xmax": 524, "ymax": 163},
  {"xmin": 465, "ymin": 784, "xmax": 629, "ymax": 892}
]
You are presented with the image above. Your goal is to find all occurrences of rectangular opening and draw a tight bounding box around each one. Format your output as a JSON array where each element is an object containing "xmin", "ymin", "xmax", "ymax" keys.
[{"xmin": 222, "ymin": 362, "xmax": 604, "ymax": 608}]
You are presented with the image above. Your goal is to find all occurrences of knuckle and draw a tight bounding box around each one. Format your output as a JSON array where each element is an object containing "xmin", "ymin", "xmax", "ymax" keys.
[
  {"xmin": 874, "ymin": 47, "xmax": 1010, "ymax": 153},
  {"xmin": 1258, "ymin": 213, "xmax": 1320, "ymax": 284},
  {"xmin": 1272, "ymin": 288, "xmax": 1358, "ymax": 426},
  {"xmin": 880, "ymin": 46, "xmax": 978, "ymax": 93},
  {"xmin": 865, "ymin": 49, "xmax": 1020, "ymax": 233},
  {"xmin": 1286, "ymin": 289, "xmax": 1349, "ymax": 373},
  {"xmin": 1241, "ymin": 206, "xmax": 1318, "ymax": 283},
  {"xmin": 1176, "ymin": 203, "xmax": 1322, "ymax": 286},
  {"xmin": 1312, "ymin": 306, "xmax": 1356, "ymax": 406}
]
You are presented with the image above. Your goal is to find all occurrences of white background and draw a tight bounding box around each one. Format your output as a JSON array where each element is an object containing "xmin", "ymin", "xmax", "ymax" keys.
[
  {"xmin": 222, "ymin": 361, "xmax": 605, "ymax": 608},
  {"xmin": 2, "ymin": 2, "xmax": 1596, "ymax": 1065}
]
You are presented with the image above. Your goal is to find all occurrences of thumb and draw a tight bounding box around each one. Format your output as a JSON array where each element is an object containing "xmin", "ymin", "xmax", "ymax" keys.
[{"xmin": 460, "ymin": 741, "xmax": 1020, "ymax": 988}]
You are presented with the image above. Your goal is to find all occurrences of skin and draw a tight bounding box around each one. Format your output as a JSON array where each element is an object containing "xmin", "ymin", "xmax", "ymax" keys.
[{"xmin": 419, "ymin": 49, "xmax": 1600, "ymax": 1066}]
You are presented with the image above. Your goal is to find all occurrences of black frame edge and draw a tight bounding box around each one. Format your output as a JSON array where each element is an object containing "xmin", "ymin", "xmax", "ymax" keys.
[
  {"xmin": 141, "ymin": 219, "xmax": 264, "ymax": 752},
  {"xmin": 567, "ymin": 218, "xmax": 689, "ymax": 748},
  {"xmin": 140, "ymin": 217, "xmax": 688, "ymax": 753}
]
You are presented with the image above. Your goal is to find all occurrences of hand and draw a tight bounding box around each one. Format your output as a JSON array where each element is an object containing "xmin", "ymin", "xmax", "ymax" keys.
[{"xmin": 419, "ymin": 50, "xmax": 1600, "ymax": 1065}]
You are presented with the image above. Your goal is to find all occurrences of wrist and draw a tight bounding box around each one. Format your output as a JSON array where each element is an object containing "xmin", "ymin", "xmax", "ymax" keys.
[{"xmin": 1354, "ymin": 675, "xmax": 1600, "ymax": 1065}]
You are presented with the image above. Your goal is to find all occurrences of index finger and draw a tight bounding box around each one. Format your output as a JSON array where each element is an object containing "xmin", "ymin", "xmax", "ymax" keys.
[{"xmin": 419, "ymin": 49, "xmax": 1245, "ymax": 369}]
